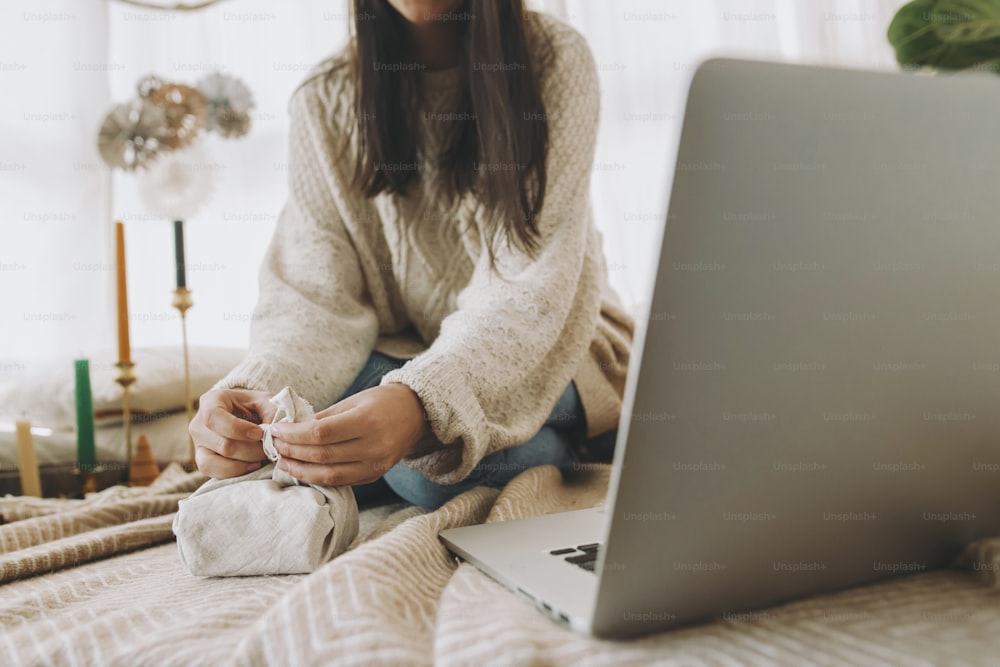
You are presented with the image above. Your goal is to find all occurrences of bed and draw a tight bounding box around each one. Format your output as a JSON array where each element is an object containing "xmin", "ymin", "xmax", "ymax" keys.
[
  {"xmin": 3, "ymin": 460, "xmax": 1000, "ymax": 666},
  {"xmin": 3, "ymin": 347, "xmax": 1000, "ymax": 665}
]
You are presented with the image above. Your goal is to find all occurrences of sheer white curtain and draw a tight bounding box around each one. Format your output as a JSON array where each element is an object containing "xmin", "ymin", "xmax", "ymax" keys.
[
  {"xmin": 1, "ymin": 0, "xmax": 352, "ymax": 382},
  {"xmin": 1, "ymin": 0, "xmax": 113, "ymax": 377},
  {"xmin": 561, "ymin": 0, "xmax": 910, "ymax": 311},
  {"xmin": 0, "ymin": 0, "xmax": 909, "ymax": 381}
]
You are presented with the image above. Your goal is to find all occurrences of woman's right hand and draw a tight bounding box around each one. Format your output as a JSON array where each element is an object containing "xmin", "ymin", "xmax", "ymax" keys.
[{"xmin": 189, "ymin": 388, "xmax": 277, "ymax": 479}]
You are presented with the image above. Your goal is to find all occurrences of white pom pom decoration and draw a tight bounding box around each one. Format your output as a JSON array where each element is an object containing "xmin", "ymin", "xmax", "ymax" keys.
[{"xmin": 137, "ymin": 141, "xmax": 218, "ymax": 220}]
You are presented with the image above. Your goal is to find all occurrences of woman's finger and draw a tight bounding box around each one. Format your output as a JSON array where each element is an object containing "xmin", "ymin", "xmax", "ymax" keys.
[
  {"xmin": 277, "ymin": 457, "xmax": 373, "ymax": 487},
  {"xmin": 195, "ymin": 446, "xmax": 262, "ymax": 479},
  {"xmin": 272, "ymin": 436, "xmax": 366, "ymax": 464},
  {"xmin": 191, "ymin": 417, "xmax": 265, "ymax": 462},
  {"xmin": 270, "ymin": 409, "xmax": 367, "ymax": 445},
  {"xmin": 205, "ymin": 405, "xmax": 266, "ymax": 442},
  {"xmin": 314, "ymin": 393, "xmax": 363, "ymax": 420},
  {"xmin": 230, "ymin": 391, "xmax": 278, "ymax": 427}
]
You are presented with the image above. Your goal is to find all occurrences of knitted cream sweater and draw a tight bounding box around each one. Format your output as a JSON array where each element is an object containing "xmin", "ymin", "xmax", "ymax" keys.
[{"xmin": 217, "ymin": 12, "xmax": 634, "ymax": 485}]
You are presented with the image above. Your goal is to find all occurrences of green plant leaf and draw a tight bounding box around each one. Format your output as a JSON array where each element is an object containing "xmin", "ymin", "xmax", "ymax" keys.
[
  {"xmin": 889, "ymin": 0, "xmax": 1000, "ymax": 70},
  {"xmin": 889, "ymin": 0, "xmax": 950, "ymax": 65},
  {"xmin": 933, "ymin": 0, "xmax": 1000, "ymax": 43}
]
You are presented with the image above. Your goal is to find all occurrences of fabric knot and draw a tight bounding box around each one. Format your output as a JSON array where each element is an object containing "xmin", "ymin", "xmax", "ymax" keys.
[
  {"xmin": 261, "ymin": 423, "xmax": 279, "ymax": 462},
  {"xmin": 260, "ymin": 386, "xmax": 316, "ymax": 462}
]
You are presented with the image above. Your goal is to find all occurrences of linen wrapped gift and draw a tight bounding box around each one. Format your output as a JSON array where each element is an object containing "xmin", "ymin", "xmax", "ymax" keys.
[{"xmin": 173, "ymin": 387, "xmax": 358, "ymax": 576}]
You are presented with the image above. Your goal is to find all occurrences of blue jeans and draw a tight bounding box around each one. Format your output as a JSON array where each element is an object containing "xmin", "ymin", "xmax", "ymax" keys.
[{"xmin": 345, "ymin": 351, "xmax": 585, "ymax": 509}]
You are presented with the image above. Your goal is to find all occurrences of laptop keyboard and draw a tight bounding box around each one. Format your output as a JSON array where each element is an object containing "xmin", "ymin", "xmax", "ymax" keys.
[{"xmin": 549, "ymin": 542, "xmax": 602, "ymax": 573}]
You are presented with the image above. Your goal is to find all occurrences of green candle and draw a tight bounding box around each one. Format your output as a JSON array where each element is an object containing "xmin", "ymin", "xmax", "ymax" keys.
[{"xmin": 75, "ymin": 359, "xmax": 97, "ymax": 470}]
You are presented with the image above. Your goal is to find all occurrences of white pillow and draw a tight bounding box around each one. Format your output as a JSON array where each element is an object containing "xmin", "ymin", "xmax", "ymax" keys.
[{"xmin": 0, "ymin": 346, "xmax": 246, "ymax": 430}]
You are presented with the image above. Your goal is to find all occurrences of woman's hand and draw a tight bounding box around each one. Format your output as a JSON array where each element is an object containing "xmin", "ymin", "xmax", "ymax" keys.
[
  {"xmin": 190, "ymin": 388, "xmax": 276, "ymax": 478},
  {"xmin": 269, "ymin": 383, "xmax": 432, "ymax": 487}
]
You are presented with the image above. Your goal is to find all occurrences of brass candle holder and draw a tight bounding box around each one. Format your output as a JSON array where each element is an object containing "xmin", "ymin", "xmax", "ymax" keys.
[
  {"xmin": 115, "ymin": 360, "xmax": 136, "ymax": 475},
  {"xmin": 172, "ymin": 286, "xmax": 195, "ymax": 465}
]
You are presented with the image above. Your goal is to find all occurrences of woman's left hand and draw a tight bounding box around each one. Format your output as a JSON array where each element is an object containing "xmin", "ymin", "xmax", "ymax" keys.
[{"xmin": 268, "ymin": 383, "xmax": 432, "ymax": 487}]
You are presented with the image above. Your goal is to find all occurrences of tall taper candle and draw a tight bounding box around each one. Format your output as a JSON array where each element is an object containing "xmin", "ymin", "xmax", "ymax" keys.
[
  {"xmin": 75, "ymin": 359, "xmax": 97, "ymax": 470},
  {"xmin": 16, "ymin": 420, "xmax": 42, "ymax": 497},
  {"xmin": 116, "ymin": 221, "xmax": 131, "ymax": 365},
  {"xmin": 173, "ymin": 219, "xmax": 187, "ymax": 289}
]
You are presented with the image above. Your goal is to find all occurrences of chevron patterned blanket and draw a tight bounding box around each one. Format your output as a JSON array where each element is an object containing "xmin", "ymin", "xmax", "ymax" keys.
[{"xmin": 2, "ymin": 463, "xmax": 999, "ymax": 666}]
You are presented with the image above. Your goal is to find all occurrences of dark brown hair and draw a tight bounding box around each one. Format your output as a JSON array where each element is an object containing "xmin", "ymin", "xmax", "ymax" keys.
[{"xmin": 350, "ymin": 0, "xmax": 549, "ymax": 259}]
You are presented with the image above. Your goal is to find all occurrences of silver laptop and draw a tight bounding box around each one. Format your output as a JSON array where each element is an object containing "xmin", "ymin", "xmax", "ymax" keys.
[{"xmin": 439, "ymin": 58, "xmax": 1000, "ymax": 638}]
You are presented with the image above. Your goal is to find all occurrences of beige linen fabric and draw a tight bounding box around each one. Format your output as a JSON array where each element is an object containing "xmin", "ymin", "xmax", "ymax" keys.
[{"xmin": 173, "ymin": 387, "xmax": 358, "ymax": 576}]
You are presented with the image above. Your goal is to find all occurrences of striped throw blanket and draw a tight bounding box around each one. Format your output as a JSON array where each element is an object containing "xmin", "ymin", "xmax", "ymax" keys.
[{"xmin": 2, "ymin": 463, "xmax": 999, "ymax": 666}]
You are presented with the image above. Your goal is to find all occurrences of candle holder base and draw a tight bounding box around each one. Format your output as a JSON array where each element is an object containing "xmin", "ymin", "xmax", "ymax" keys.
[
  {"xmin": 74, "ymin": 466, "xmax": 104, "ymax": 497},
  {"xmin": 171, "ymin": 286, "xmax": 193, "ymax": 315}
]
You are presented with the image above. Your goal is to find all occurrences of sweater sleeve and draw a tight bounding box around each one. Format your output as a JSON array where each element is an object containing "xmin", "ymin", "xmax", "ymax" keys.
[
  {"xmin": 214, "ymin": 82, "xmax": 379, "ymax": 409},
  {"xmin": 379, "ymin": 28, "xmax": 603, "ymax": 485}
]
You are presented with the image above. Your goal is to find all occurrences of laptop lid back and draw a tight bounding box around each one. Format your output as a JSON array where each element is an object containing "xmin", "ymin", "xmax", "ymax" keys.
[{"xmin": 591, "ymin": 58, "xmax": 1000, "ymax": 637}]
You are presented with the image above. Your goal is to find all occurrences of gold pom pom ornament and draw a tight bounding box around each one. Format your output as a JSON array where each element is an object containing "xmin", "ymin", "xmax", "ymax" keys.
[
  {"xmin": 97, "ymin": 99, "xmax": 171, "ymax": 171},
  {"xmin": 215, "ymin": 107, "xmax": 251, "ymax": 138},
  {"xmin": 148, "ymin": 83, "xmax": 208, "ymax": 150}
]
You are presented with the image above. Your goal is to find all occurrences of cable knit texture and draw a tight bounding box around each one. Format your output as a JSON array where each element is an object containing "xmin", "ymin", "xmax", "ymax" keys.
[{"xmin": 215, "ymin": 12, "xmax": 634, "ymax": 485}]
